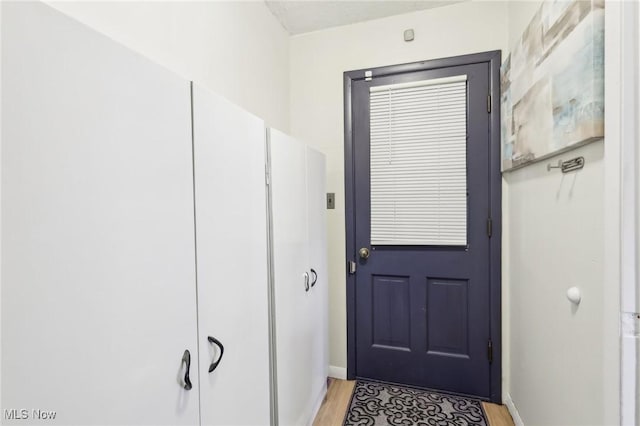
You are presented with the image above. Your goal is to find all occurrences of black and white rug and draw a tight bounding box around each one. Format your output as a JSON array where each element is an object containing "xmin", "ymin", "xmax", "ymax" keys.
[{"xmin": 343, "ymin": 380, "xmax": 488, "ymax": 426}]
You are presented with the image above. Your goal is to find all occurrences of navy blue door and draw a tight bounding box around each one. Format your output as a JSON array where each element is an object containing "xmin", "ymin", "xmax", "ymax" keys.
[{"xmin": 351, "ymin": 62, "xmax": 492, "ymax": 398}]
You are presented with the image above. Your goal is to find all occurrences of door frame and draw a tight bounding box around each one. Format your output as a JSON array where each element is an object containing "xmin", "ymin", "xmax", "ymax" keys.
[{"xmin": 343, "ymin": 50, "xmax": 502, "ymax": 403}]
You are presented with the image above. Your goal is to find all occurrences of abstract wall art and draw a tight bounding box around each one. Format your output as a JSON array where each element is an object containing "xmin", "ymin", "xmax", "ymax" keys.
[{"xmin": 501, "ymin": 0, "xmax": 604, "ymax": 171}]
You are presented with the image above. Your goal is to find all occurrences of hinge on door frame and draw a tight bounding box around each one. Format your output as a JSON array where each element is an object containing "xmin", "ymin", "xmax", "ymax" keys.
[
  {"xmin": 487, "ymin": 339, "xmax": 493, "ymax": 364},
  {"xmin": 265, "ymin": 163, "xmax": 270, "ymax": 185},
  {"xmin": 487, "ymin": 94, "xmax": 492, "ymax": 113},
  {"xmin": 486, "ymin": 217, "xmax": 493, "ymax": 238}
]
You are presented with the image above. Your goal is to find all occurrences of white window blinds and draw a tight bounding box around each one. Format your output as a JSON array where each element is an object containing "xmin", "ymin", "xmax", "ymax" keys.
[{"xmin": 369, "ymin": 75, "xmax": 468, "ymax": 246}]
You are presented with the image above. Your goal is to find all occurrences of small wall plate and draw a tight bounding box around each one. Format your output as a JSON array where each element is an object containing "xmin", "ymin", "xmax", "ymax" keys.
[
  {"xmin": 404, "ymin": 29, "xmax": 415, "ymax": 42},
  {"xmin": 326, "ymin": 193, "xmax": 335, "ymax": 209}
]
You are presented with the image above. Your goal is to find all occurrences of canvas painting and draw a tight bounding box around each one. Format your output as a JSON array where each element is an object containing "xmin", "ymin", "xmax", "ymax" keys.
[{"xmin": 501, "ymin": 0, "xmax": 604, "ymax": 171}]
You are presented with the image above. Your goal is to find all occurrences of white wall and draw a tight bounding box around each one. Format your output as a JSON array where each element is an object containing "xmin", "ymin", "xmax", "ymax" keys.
[
  {"xmin": 504, "ymin": 142, "xmax": 605, "ymax": 425},
  {"xmin": 504, "ymin": 1, "xmax": 607, "ymax": 425},
  {"xmin": 289, "ymin": 1, "xmax": 509, "ymax": 377},
  {"xmin": 47, "ymin": 1, "xmax": 290, "ymax": 132}
]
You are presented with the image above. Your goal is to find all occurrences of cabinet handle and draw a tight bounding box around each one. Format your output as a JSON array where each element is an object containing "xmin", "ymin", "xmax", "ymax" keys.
[
  {"xmin": 310, "ymin": 268, "xmax": 318, "ymax": 287},
  {"xmin": 182, "ymin": 350, "xmax": 193, "ymax": 390},
  {"xmin": 207, "ymin": 336, "xmax": 225, "ymax": 373},
  {"xmin": 304, "ymin": 272, "xmax": 310, "ymax": 292}
]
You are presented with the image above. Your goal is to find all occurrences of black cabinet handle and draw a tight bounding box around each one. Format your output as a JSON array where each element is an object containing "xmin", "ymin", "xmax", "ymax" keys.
[
  {"xmin": 182, "ymin": 350, "xmax": 192, "ymax": 390},
  {"xmin": 304, "ymin": 272, "xmax": 310, "ymax": 292},
  {"xmin": 310, "ymin": 268, "xmax": 318, "ymax": 287},
  {"xmin": 207, "ymin": 336, "xmax": 225, "ymax": 373}
]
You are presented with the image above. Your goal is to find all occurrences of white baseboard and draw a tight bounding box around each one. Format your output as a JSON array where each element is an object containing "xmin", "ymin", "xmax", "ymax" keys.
[
  {"xmin": 504, "ymin": 393, "xmax": 524, "ymax": 426},
  {"xmin": 328, "ymin": 365, "xmax": 347, "ymax": 380}
]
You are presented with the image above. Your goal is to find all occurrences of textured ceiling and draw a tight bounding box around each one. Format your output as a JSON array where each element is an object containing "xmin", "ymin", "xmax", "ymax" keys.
[{"xmin": 265, "ymin": 0, "xmax": 467, "ymax": 35}]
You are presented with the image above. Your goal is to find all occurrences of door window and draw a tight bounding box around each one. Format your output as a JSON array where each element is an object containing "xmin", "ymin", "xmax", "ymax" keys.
[{"xmin": 369, "ymin": 75, "xmax": 468, "ymax": 246}]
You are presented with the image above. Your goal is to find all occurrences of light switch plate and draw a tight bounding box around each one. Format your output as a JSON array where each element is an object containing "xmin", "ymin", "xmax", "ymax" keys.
[{"xmin": 326, "ymin": 193, "xmax": 335, "ymax": 209}]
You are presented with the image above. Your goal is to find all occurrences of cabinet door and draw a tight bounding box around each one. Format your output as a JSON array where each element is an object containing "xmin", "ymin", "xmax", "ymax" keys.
[
  {"xmin": 306, "ymin": 147, "xmax": 329, "ymax": 416},
  {"xmin": 269, "ymin": 130, "xmax": 314, "ymax": 426},
  {"xmin": 192, "ymin": 85, "xmax": 271, "ymax": 426},
  {"xmin": 1, "ymin": 3, "xmax": 199, "ymax": 425}
]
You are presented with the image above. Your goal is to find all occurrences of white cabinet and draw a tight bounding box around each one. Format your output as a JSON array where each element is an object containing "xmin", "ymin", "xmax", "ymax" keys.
[
  {"xmin": 191, "ymin": 84, "xmax": 271, "ymax": 426},
  {"xmin": 268, "ymin": 130, "xmax": 328, "ymax": 426},
  {"xmin": 1, "ymin": 3, "xmax": 327, "ymax": 426},
  {"xmin": 1, "ymin": 2, "xmax": 199, "ymax": 424},
  {"xmin": 306, "ymin": 149, "xmax": 329, "ymax": 417}
]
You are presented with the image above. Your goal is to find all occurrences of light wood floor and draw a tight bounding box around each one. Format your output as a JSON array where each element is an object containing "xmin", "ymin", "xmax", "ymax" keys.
[{"xmin": 313, "ymin": 379, "xmax": 514, "ymax": 426}]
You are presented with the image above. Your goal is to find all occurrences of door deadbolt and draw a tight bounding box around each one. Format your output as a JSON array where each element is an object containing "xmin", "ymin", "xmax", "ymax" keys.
[{"xmin": 358, "ymin": 247, "xmax": 370, "ymax": 260}]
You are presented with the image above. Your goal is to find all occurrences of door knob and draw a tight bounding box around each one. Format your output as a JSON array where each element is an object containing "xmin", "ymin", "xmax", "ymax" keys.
[{"xmin": 358, "ymin": 247, "xmax": 370, "ymax": 260}]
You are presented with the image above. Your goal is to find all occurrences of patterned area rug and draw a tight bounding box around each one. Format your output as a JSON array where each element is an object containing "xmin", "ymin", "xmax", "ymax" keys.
[{"xmin": 343, "ymin": 380, "xmax": 488, "ymax": 426}]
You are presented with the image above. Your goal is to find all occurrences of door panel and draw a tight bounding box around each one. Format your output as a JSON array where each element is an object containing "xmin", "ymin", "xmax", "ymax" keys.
[
  {"xmin": 352, "ymin": 62, "xmax": 491, "ymax": 398},
  {"xmin": 269, "ymin": 130, "xmax": 313, "ymax": 426},
  {"xmin": 192, "ymin": 85, "xmax": 270, "ymax": 426},
  {"xmin": 371, "ymin": 275, "xmax": 411, "ymax": 349},
  {"xmin": 427, "ymin": 278, "xmax": 470, "ymax": 356},
  {"xmin": 1, "ymin": 3, "xmax": 198, "ymax": 424},
  {"xmin": 306, "ymin": 147, "xmax": 329, "ymax": 415}
]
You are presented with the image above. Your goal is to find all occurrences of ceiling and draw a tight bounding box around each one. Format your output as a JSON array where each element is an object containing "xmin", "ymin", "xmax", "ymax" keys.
[{"xmin": 264, "ymin": 0, "xmax": 467, "ymax": 35}]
